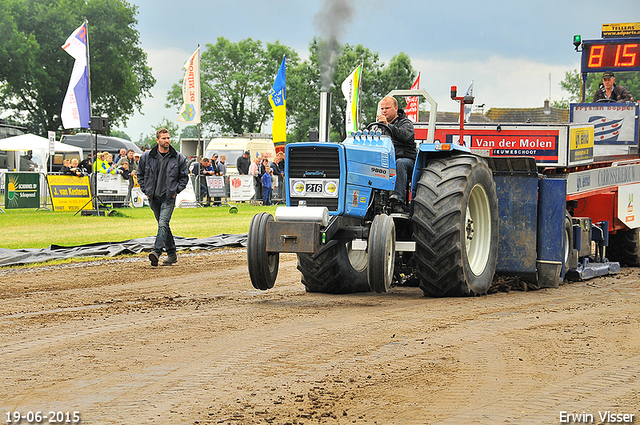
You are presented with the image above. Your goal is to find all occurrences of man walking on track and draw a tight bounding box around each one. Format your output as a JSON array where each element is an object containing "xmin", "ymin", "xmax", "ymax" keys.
[{"xmin": 137, "ymin": 128, "xmax": 189, "ymax": 266}]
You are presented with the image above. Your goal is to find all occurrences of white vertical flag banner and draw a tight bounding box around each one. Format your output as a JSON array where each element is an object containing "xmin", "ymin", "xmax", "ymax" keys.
[
  {"xmin": 464, "ymin": 80, "xmax": 474, "ymax": 123},
  {"xmin": 178, "ymin": 46, "xmax": 201, "ymax": 124},
  {"xmin": 405, "ymin": 73, "xmax": 420, "ymax": 122},
  {"xmin": 341, "ymin": 63, "xmax": 362, "ymax": 135},
  {"xmin": 61, "ymin": 22, "xmax": 91, "ymax": 129}
]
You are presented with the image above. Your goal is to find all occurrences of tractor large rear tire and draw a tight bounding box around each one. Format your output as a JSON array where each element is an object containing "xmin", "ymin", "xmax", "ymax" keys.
[
  {"xmin": 412, "ymin": 155, "xmax": 499, "ymax": 297},
  {"xmin": 297, "ymin": 240, "xmax": 370, "ymax": 294},
  {"xmin": 564, "ymin": 211, "xmax": 578, "ymax": 273},
  {"xmin": 607, "ymin": 228, "xmax": 640, "ymax": 266}
]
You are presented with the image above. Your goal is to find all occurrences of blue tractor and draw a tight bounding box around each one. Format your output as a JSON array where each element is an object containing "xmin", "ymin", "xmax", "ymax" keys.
[{"xmin": 247, "ymin": 89, "xmax": 502, "ymax": 297}]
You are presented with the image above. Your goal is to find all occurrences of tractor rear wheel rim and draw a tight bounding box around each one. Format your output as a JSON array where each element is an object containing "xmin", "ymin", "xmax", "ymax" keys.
[{"xmin": 466, "ymin": 183, "xmax": 492, "ymax": 276}]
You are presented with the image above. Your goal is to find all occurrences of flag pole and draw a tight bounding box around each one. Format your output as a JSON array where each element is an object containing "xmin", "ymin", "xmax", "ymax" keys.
[
  {"xmin": 84, "ymin": 18, "xmax": 99, "ymax": 211},
  {"xmin": 357, "ymin": 62, "xmax": 363, "ymax": 130},
  {"xmin": 197, "ymin": 44, "xmax": 203, "ymax": 161},
  {"xmin": 84, "ymin": 18, "xmax": 92, "ymax": 118},
  {"xmin": 416, "ymin": 72, "xmax": 420, "ymax": 121}
]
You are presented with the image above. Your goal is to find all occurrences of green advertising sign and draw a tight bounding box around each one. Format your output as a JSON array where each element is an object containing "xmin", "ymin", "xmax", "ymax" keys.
[{"xmin": 4, "ymin": 172, "xmax": 40, "ymax": 209}]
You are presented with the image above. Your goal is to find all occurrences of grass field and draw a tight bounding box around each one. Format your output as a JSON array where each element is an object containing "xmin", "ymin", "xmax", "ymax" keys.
[{"xmin": 0, "ymin": 204, "xmax": 277, "ymax": 250}]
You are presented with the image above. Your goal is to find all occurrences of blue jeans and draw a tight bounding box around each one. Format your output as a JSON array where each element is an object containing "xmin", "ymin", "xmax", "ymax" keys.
[
  {"xmin": 263, "ymin": 187, "xmax": 272, "ymax": 206},
  {"xmin": 149, "ymin": 196, "xmax": 176, "ymax": 255},
  {"xmin": 394, "ymin": 157, "xmax": 415, "ymax": 203}
]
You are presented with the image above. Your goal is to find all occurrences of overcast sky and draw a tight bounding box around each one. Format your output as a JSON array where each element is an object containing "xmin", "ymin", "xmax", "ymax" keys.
[{"xmin": 116, "ymin": 0, "xmax": 640, "ymax": 141}]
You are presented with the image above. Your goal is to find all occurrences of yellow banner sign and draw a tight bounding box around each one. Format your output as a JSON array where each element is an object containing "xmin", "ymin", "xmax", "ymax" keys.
[
  {"xmin": 602, "ymin": 22, "xmax": 640, "ymax": 38},
  {"xmin": 47, "ymin": 175, "xmax": 92, "ymax": 212},
  {"xmin": 569, "ymin": 126, "xmax": 594, "ymax": 163}
]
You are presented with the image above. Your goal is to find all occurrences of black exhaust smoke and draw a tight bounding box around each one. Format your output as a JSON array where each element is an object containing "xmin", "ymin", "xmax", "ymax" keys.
[{"xmin": 312, "ymin": 0, "xmax": 353, "ymax": 143}]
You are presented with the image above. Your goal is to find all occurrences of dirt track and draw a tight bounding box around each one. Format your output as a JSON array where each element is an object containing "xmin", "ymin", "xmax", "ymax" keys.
[{"xmin": 1, "ymin": 249, "xmax": 640, "ymax": 424}]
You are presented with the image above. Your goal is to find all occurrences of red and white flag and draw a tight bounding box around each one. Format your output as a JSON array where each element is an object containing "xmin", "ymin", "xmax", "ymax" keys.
[{"xmin": 405, "ymin": 73, "xmax": 420, "ymax": 122}]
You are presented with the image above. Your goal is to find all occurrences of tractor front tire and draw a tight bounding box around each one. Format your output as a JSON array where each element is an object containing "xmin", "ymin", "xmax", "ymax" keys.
[
  {"xmin": 298, "ymin": 239, "xmax": 370, "ymax": 294},
  {"xmin": 412, "ymin": 155, "xmax": 499, "ymax": 297},
  {"xmin": 247, "ymin": 212, "xmax": 279, "ymax": 290},
  {"xmin": 368, "ymin": 214, "xmax": 396, "ymax": 293}
]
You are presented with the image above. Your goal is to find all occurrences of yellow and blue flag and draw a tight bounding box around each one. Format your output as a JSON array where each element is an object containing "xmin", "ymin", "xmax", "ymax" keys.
[{"xmin": 269, "ymin": 56, "xmax": 286, "ymax": 143}]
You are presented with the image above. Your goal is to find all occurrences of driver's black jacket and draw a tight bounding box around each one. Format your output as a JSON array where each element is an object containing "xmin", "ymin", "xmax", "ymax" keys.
[
  {"xmin": 593, "ymin": 84, "xmax": 633, "ymax": 102},
  {"xmin": 388, "ymin": 108, "xmax": 416, "ymax": 161}
]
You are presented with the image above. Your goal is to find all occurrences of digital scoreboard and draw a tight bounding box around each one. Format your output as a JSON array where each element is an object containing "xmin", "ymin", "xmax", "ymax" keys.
[{"xmin": 581, "ymin": 38, "xmax": 640, "ymax": 73}]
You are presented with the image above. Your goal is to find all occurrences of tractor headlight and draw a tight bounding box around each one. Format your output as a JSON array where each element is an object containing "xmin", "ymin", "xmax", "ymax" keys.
[
  {"xmin": 292, "ymin": 180, "xmax": 305, "ymax": 195},
  {"xmin": 324, "ymin": 180, "xmax": 337, "ymax": 196}
]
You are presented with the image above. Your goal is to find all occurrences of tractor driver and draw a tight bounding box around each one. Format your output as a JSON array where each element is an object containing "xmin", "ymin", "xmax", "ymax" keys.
[{"xmin": 376, "ymin": 96, "xmax": 416, "ymax": 213}]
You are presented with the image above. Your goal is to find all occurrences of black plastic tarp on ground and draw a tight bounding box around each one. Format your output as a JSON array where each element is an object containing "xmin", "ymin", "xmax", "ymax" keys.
[{"xmin": 0, "ymin": 234, "xmax": 247, "ymax": 267}]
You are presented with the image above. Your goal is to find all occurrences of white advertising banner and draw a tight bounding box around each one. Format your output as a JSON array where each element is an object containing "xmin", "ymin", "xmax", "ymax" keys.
[
  {"xmin": 572, "ymin": 104, "xmax": 637, "ymax": 145},
  {"xmin": 131, "ymin": 187, "xmax": 146, "ymax": 208},
  {"xmin": 176, "ymin": 178, "xmax": 198, "ymax": 208},
  {"xmin": 229, "ymin": 175, "xmax": 255, "ymax": 201},
  {"xmin": 206, "ymin": 176, "xmax": 226, "ymax": 197},
  {"xmin": 177, "ymin": 47, "xmax": 201, "ymax": 124},
  {"xmin": 617, "ymin": 183, "xmax": 640, "ymax": 229},
  {"xmin": 96, "ymin": 174, "xmax": 128, "ymax": 197}
]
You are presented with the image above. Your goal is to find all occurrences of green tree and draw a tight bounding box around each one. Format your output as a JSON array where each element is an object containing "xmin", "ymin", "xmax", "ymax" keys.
[
  {"xmin": 166, "ymin": 37, "xmax": 300, "ymax": 135},
  {"xmin": 288, "ymin": 40, "xmax": 417, "ymax": 142},
  {"xmin": 137, "ymin": 117, "xmax": 180, "ymax": 150},
  {"xmin": 180, "ymin": 125, "xmax": 200, "ymax": 139},
  {"xmin": 555, "ymin": 69, "xmax": 640, "ymax": 108},
  {"xmin": 0, "ymin": 0, "xmax": 155, "ymax": 135},
  {"xmin": 110, "ymin": 130, "xmax": 131, "ymax": 141}
]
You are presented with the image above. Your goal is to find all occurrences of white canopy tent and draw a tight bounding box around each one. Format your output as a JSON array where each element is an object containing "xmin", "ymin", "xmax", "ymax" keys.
[{"xmin": 0, "ymin": 133, "xmax": 82, "ymax": 171}]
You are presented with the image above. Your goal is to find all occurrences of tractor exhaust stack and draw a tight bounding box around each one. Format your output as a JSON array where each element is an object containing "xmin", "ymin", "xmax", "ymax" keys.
[{"xmin": 319, "ymin": 91, "xmax": 331, "ymax": 142}]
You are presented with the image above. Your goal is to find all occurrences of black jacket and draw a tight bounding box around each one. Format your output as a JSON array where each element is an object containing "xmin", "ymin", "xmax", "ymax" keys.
[
  {"xmin": 388, "ymin": 109, "xmax": 416, "ymax": 161},
  {"xmin": 137, "ymin": 145, "xmax": 189, "ymax": 200},
  {"xmin": 236, "ymin": 155, "xmax": 251, "ymax": 175},
  {"xmin": 593, "ymin": 84, "xmax": 633, "ymax": 102}
]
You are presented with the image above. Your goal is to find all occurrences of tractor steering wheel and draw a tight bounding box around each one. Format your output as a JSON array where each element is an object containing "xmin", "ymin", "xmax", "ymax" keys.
[
  {"xmin": 596, "ymin": 98, "xmax": 616, "ymax": 103},
  {"xmin": 366, "ymin": 122, "xmax": 391, "ymax": 136}
]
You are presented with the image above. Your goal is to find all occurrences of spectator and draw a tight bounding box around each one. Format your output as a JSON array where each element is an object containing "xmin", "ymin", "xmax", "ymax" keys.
[
  {"xmin": 209, "ymin": 153, "xmax": 222, "ymax": 206},
  {"xmin": 270, "ymin": 153, "xmax": 284, "ymax": 200},
  {"xmin": 104, "ymin": 153, "xmax": 117, "ymax": 174},
  {"xmin": 117, "ymin": 149, "xmax": 135, "ymax": 168},
  {"xmin": 192, "ymin": 157, "xmax": 214, "ymax": 206},
  {"xmin": 217, "ymin": 155, "xmax": 227, "ymax": 176},
  {"xmin": 78, "ymin": 153, "xmax": 92, "ymax": 175},
  {"xmin": 237, "ymin": 150, "xmax": 251, "ymax": 175},
  {"xmin": 68, "ymin": 158, "xmax": 85, "ymax": 177},
  {"xmin": 210, "ymin": 153, "xmax": 220, "ymax": 175},
  {"xmin": 93, "ymin": 152, "xmax": 106, "ymax": 173},
  {"xmin": 260, "ymin": 157, "xmax": 269, "ymax": 176},
  {"xmin": 593, "ymin": 71, "xmax": 633, "ymax": 103},
  {"xmin": 116, "ymin": 149, "xmax": 137, "ymax": 205},
  {"xmin": 262, "ymin": 164, "xmax": 273, "ymax": 206},
  {"xmin": 60, "ymin": 158, "xmax": 71, "ymax": 175},
  {"xmin": 114, "ymin": 148, "xmax": 127, "ymax": 164},
  {"xmin": 116, "ymin": 160, "xmax": 131, "ymax": 180},
  {"xmin": 132, "ymin": 153, "xmax": 140, "ymax": 181},
  {"xmin": 249, "ymin": 156, "xmax": 262, "ymax": 200}
]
